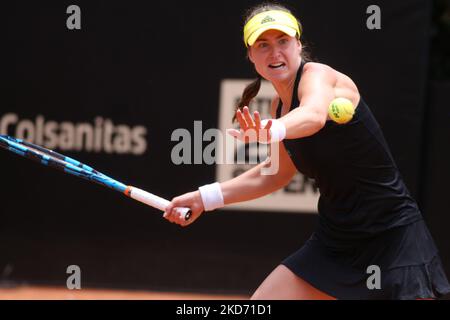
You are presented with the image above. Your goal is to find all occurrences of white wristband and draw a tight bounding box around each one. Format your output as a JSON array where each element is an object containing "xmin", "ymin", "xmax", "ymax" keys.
[
  {"xmin": 260, "ymin": 119, "xmax": 286, "ymax": 143},
  {"xmin": 198, "ymin": 182, "xmax": 224, "ymax": 211}
]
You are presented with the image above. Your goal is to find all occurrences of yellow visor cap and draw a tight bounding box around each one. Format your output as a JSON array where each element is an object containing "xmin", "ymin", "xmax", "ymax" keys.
[{"xmin": 243, "ymin": 10, "xmax": 301, "ymax": 47}]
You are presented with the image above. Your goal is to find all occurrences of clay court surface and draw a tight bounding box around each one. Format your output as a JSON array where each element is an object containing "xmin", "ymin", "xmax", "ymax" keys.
[{"xmin": 0, "ymin": 286, "xmax": 249, "ymax": 300}]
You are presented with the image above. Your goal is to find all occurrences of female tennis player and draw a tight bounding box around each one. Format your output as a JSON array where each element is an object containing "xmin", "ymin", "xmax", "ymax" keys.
[{"xmin": 164, "ymin": 3, "xmax": 450, "ymax": 299}]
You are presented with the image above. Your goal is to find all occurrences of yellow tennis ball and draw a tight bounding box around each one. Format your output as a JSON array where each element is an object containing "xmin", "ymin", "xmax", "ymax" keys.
[{"xmin": 328, "ymin": 98, "xmax": 355, "ymax": 124}]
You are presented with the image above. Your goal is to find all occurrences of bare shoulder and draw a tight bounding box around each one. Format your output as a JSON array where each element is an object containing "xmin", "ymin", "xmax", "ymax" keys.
[
  {"xmin": 303, "ymin": 62, "xmax": 335, "ymax": 77},
  {"xmin": 302, "ymin": 62, "xmax": 360, "ymax": 105},
  {"xmin": 299, "ymin": 63, "xmax": 338, "ymax": 90}
]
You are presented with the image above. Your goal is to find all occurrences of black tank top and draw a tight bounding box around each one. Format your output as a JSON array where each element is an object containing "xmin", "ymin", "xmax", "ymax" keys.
[{"xmin": 276, "ymin": 62, "xmax": 422, "ymax": 244}]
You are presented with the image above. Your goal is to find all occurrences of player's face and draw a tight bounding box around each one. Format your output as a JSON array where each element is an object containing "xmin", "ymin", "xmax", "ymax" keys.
[{"xmin": 248, "ymin": 29, "xmax": 302, "ymax": 84}]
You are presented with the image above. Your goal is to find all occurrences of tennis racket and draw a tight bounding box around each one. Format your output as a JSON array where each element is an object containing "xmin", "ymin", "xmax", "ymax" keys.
[{"xmin": 0, "ymin": 135, "xmax": 191, "ymax": 221}]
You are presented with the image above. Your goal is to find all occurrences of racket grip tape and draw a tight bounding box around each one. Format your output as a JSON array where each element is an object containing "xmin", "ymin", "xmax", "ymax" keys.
[{"xmin": 125, "ymin": 186, "xmax": 191, "ymax": 221}]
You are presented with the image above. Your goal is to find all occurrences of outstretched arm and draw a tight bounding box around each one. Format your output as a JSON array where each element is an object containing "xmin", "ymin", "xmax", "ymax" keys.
[
  {"xmin": 164, "ymin": 143, "xmax": 296, "ymax": 227},
  {"xmin": 228, "ymin": 64, "xmax": 336, "ymax": 144},
  {"xmin": 278, "ymin": 63, "xmax": 336, "ymax": 139},
  {"xmin": 165, "ymin": 98, "xmax": 297, "ymax": 227}
]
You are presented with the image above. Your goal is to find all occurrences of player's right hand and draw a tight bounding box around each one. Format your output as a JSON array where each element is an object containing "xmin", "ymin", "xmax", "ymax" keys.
[{"xmin": 164, "ymin": 191, "xmax": 205, "ymax": 227}]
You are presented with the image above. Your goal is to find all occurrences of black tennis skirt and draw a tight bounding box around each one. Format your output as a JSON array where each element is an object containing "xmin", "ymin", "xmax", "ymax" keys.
[{"xmin": 282, "ymin": 219, "xmax": 450, "ymax": 299}]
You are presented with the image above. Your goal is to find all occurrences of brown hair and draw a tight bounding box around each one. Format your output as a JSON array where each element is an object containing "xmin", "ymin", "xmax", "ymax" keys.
[{"xmin": 234, "ymin": 2, "xmax": 311, "ymax": 122}]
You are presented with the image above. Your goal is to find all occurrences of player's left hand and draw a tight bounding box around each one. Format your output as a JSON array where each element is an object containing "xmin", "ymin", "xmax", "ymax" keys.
[{"xmin": 227, "ymin": 106, "xmax": 272, "ymax": 143}]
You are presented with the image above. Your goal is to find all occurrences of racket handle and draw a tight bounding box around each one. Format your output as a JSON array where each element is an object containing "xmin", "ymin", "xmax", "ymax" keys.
[{"xmin": 125, "ymin": 187, "xmax": 191, "ymax": 221}]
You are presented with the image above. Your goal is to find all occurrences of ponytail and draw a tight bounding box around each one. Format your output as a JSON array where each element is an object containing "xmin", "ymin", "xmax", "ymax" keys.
[{"xmin": 233, "ymin": 76, "xmax": 262, "ymax": 123}]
